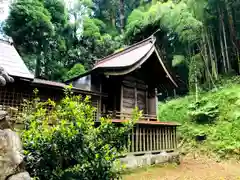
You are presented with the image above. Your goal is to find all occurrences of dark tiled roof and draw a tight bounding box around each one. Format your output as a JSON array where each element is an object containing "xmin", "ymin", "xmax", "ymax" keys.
[{"xmin": 0, "ymin": 39, "xmax": 34, "ymax": 79}]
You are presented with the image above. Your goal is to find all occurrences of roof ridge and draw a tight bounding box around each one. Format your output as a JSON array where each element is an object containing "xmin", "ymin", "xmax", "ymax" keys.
[{"xmin": 94, "ymin": 36, "xmax": 156, "ymax": 67}]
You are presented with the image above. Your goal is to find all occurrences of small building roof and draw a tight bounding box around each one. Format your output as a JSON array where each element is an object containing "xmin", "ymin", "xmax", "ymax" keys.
[
  {"xmin": 66, "ymin": 36, "xmax": 177, "ymax": 87},
  {"xmin": 94, "ymin": 37, "xmax": 154, "ymax": 69},
  {"xmin": 32, "ymin": 78, "xmax": 106, "ymax": 97},
  {"xmin": 0, "ymin": 39, "xmax": 34, "ymax": 79}
]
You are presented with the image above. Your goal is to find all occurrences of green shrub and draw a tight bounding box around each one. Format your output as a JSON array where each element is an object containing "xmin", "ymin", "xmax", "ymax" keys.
[
  {"xmin": 188, "ymin": 99, "xmax": 219, "ymax": 124},
  {"xmin": 21, "ymin": 89, "xmax": 140, "ymax": 179}
]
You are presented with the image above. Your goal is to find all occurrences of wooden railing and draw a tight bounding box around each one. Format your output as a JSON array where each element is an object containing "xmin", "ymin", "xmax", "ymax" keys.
[
  {"xmin": 106, "ymin": 111, "xmax": 157, "ymax": 121},
  {"xmin": 126, "ymin": 125, "xmax": 177, "ymax": 154}
]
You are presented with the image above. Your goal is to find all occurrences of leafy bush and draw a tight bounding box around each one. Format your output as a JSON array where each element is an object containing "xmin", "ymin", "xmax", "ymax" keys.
[
  {"xmin": 188, "ymin": 99, "xmax": 219, "ymax": 124},
  {"xmin": 21, "ymin": 89, "xmax": 139, "ymax": 179}
]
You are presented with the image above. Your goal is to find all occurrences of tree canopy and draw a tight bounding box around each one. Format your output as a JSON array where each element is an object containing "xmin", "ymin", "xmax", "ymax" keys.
[{"xmin": 3, "ymin": 0, "xmax": 240, "ymax": 97}]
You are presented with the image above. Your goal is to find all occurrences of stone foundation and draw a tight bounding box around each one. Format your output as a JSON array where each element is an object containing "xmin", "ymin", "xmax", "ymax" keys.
[{"xmin": 120, "ymin": 151, "xmax": 180, "ymax": 169}]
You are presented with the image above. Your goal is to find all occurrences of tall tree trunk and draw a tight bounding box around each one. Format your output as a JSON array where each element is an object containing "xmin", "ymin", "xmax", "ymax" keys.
[
  {"xmin": 221, "ymin": 10, "xmax": 231, "ymax": 71},
  {"xmin": 206, "ymin": 30, "xmax": 218, "ymax": 80},
  {"xmin": 111, "ymin": 10, "xmax": 116, "ymax": 27},
  {"xmin": 202, "ymin": 33, "xmax": 210, "ymax": 87},
  {"xmin": 119, "ymin": 0, "xmax": 125, "ymax": 34},
  {"xmin": 35, "ymin": 53, "xmax": 41, "ymax": 77},
  {"xmin": 226, "ymin": 0, "xmax": 240, "ymax": 73},
  {"xmin": 219, "ymin": 7, "xmax": 228, "ymax": 73},
  {"xmin": 200, "ymin": 33, "xmax": 216, "ymax": 89},
  {"xmin": 210, "ymin": 30, "xmax": 218, "ymax": 79}
]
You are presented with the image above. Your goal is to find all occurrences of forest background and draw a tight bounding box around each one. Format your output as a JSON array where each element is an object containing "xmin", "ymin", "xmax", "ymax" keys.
[{"xmin": 1, "ymin": 0, "xmax": 240, "ymax": 97}]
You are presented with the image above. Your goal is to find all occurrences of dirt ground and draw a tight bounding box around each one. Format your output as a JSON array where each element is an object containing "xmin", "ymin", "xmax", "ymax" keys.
[{"xmin": 123, "ymin": 155, "xmax": 240, "ymax": 180}]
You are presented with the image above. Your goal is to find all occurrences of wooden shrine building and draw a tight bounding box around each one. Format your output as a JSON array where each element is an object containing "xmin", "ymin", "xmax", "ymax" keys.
[
  {"xmin": 66, "ymin": 36, "xmax": 179, "ymax": 154},
  {"xmin": 0, "ymin": 36, "xmax": 179, "ymax": 157}
]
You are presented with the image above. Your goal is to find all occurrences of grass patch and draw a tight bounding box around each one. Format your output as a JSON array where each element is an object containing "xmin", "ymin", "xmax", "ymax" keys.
[{"xmin": 158, "ymin": 83, "xmax": 240, "ymax": 158}]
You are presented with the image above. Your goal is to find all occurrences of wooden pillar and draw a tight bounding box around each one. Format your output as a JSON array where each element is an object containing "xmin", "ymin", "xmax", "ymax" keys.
[
  {"xmin": 150, "ymin": 128, "xmax": 153, "ymax": 151},
  {"xmin": 131, "ymin": 127, "xmax": 134, "ymax": 152},
  {"xmin": 153, "ymin": 128, "xmax": 156, "ymax": 151},
  {"xmin": 159, "ymin": 127, "xmax": 162, "ymax": 150},
  {"xmin": 98, "ymin": 82, "xmax": 102, "ymax": 121},
  {"xmin": 146, "ymin": 128, "xmax": 149, "ymax": 151},
  {"xmin": 155, "ymin": 88, "xmax": 158, "ymax": 119},
  {"xmin": 157, "ymin": 128, "xmax": 159, "ymax": 150},
  {"xmin": 139, "ymin": 126, "xmax": 142, "ymax": 152},
  {"xmin": 163, "ymin": 127, "xmax": 166, "ymax": 150},
  {"xmin": 134, "ymin": 83, "xmax": 137, "ymax": 108},
  {"xmin": 136, "ymin": 125, "xmax": 139, "ymax": 152},
  {"xmin": 120, "ymin": 84, "xmax": 123, "ymax": 113},
  {"xmin": 143, "ymin": 127, "xmax": 146, "ymax": 152},
  {"xmin": 128, "ymin": 129, "xmax": 131, "ymax": 152},
  {"xmin": 174, "ymin": 126, "xmax": 177, "ymax": 149},
  {"xmin": 146, "ymin": 85, "xmax": 148, "ymax": 116}
]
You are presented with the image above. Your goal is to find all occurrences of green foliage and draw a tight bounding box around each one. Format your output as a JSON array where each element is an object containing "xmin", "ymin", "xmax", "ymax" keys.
[
  {"xmin": 21, "ymin": 90, "xmax": 140, "ymax": 179},
  {"xmin": 188, "ymin": 99, "xmax": 219, "ymax": 124},
  {"xmin": 63, "ymin": 63, "xmax": 86, "ymax": 81},
  {"xmin": 158, "ymin": 83, "xmax": 240, "ymax": 158},
  {"xmin": 172, "ymin": 55, "xmax": 185, "ymax": 67},
  {"xmin": 188, "ymin": 53, "xmax": 205, "ymax": 92},
  {"xmin": 4, "ymin": 0, "xmax": 54, "ymax": 53},
  {"xmin": 125, "ymin": 1, "xmax": 203, "ymax": 44}
]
